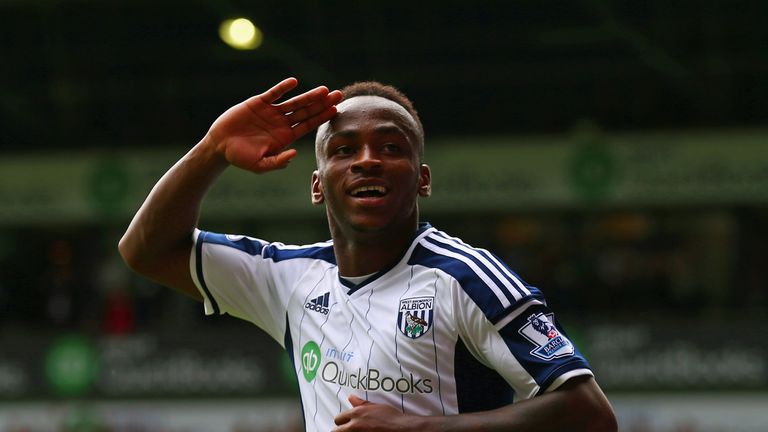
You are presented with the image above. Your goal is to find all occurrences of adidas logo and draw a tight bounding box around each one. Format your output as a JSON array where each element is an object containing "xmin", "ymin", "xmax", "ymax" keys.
[{"xmin": 305, "ymin": 292, "xmax": 330, "ymax": 315}]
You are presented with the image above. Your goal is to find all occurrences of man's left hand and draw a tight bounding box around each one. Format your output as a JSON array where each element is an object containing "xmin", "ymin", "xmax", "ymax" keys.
[{"xmin": 333, "ymin": 395, "xmax": 426, "ymax": 432}]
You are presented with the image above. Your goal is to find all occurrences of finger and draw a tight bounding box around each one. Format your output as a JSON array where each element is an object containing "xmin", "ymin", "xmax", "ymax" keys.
[
  {"xmin": 348, "ymin": 395, "xmax": 368, "ymax": 407},
  {"xmin": 257, "ymin": 77, "xmax": 299, "ymax": 104},
  {"xmin": 250, "ymin": 149, "xmax": 297, "ymax": 173},
  {"xmin": 285, "ymin": 103, "xmax": 325, "ymax": 125},
  {"xmin": 292, "ymin": 106, "xmax": 338, "ymax": 139},
  {"xmin": 334, "ymin": 409, "xmax": 352, "ymax": 426},
  {"xmin": 286, "ymin": 102, "xmax": 330, "ymax": 126},
  {"xmin": 277, "ymin": 85, "xmax": 331, "ymax": 113},
  {"xmin": 285, "ymin": 90, "xmax": 343, "ymax": 123},
  {"xmin": 329, "ymin": 89, "xmax": 344, "ymax": 103}
]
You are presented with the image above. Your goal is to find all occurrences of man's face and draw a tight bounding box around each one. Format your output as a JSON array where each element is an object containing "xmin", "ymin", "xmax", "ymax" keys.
[{"xmin": 312, "ymin": 96, "xmax": 431, "ymax": 234}]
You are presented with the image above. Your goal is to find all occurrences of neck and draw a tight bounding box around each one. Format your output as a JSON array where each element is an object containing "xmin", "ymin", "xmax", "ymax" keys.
[{"xmin": 330, "ymin": 220, "xmax": 419, "ymax": 277}]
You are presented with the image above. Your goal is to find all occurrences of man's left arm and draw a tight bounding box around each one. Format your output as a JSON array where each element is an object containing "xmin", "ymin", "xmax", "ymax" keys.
[
  {"xmin": 333, "ymin": 375, "xmax": 616, "ymax": 431},
  {"xmin": 334, "ymin": 279, "xmax": 617, "ymax": 432}
]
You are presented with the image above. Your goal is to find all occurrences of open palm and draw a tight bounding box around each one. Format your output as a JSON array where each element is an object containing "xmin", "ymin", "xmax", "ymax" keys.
[{"xmin": 205, "ymin": 77, "xmax": 342, "ymax": 173}]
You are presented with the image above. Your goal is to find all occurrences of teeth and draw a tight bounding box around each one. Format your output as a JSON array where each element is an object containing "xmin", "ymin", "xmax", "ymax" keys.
[{"xmin": 351, "ymin": 185, "xmax": 387, "ymax": 196}]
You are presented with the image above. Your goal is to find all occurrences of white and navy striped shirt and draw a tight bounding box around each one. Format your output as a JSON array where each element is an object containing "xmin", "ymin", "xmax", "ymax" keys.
[{"xmin": 191, "ymin": 223, "xmax": 592, "ymax": 431}]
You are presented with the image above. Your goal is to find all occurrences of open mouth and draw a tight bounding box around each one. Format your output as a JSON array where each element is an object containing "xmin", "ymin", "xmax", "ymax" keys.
[{"xmin": 350, "ymin": 185, "xmax": 388, "ymax": 198}]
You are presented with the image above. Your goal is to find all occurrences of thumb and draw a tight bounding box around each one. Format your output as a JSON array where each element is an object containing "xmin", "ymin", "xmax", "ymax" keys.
[
  {"xmin": 250, "ymin": 149, "xmax": 297, "ymax": 173},
  {"xmin": 348, "ymin": 395, "xmax": 369, "ymax": 407}
]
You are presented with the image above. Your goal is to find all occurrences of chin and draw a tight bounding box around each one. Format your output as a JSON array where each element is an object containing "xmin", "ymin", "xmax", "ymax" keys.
[
  {"xmin": 347, "ymin": 214, "xmax": 416, "ymax": 235},
  {"xmin": 348, "ymin": 220, "xmax": 391, "ymax": 233},
  {"xmin": 329, "ymin": 206, "xmax": 418, "ymax": 236}
]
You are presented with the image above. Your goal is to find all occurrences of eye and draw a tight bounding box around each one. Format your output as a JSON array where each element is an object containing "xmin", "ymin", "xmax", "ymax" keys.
[
  {"xmin": 382, "ymin": 143, "xmax": 401, "ymax": 153},
  {"xmin": 332, "ymin": 145, "xmax": 353, "ymax": 156}
]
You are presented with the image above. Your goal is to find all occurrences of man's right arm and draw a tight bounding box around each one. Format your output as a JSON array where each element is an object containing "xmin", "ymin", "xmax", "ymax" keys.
[{"xmin": 118, "ymin": 78, "xmax": 342, "ymax": 300}]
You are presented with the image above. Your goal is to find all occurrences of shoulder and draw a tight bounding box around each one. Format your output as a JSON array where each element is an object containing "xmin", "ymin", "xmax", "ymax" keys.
[
  {"xmin": 195, "ymin": 230, "xmax": 336, "ymax": 264},
  {"xmin": 408, "ymin": 228, "xmax": 542, "ymax": 324},
  {"xmin": 263, "ymin": 241, "xmax": 336, "ymax": 264}
]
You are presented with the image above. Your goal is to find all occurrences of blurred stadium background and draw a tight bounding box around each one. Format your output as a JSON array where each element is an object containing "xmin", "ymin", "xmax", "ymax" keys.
[{"xmin": 2, "ymin": 0, "xmax": 767, "ymax": 430}]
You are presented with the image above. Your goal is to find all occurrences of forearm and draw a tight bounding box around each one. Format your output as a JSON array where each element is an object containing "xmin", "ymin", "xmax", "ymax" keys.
[
  {"xmin": 425, "ymin": 377, "xmax": 616, "ymax": 432},
  {"xmin": 118, "ymin": 137, "xmax": 228, "ymax": 288},
  {"xmin": 118, "ymin": 78, "xmax": 340, "ymax": 299}
]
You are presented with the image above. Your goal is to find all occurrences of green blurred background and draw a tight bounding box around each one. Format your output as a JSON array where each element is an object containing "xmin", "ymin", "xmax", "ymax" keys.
[{"xmin": 1, "ymin": 1, "xmax": 767, "ymax": 430}]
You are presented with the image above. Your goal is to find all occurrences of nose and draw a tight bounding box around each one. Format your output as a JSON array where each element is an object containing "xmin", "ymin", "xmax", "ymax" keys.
[{"xmin": 351, "ymin": 145, "xmax": 381, "ymax": 172}]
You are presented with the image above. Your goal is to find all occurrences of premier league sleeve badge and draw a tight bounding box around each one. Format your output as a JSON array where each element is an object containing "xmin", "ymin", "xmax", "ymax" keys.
[{"xmin": 518, "ymin": 313, "xmax": 575, "ymax": 360}]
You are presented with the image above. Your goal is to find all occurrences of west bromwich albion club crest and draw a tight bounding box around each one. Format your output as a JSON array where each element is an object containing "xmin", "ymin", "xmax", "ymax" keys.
[
  {"xmin": 518, "ymin": 312, "xmax": 575, "ymax": 360},
  {"xmin": 397, "ymin": 296, "xmax": 434, "ymax": 339}
]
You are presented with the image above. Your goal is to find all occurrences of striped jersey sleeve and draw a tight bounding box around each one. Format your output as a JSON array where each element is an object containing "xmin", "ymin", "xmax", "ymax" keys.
[
  {"xmin": 189, "ymin": 229, "xmax": 334, "ymax": 344},
  {"xmin": 411, "ymin": 230, "xmax": 593, "ymax": 399},
  {"xmin": 414, "ymin": 230, "xmax": 536, "ymax": 324}
]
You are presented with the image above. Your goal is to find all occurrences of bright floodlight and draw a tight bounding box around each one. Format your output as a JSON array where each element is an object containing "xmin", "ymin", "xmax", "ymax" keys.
[{"xmin": 219, "ymin": 18, "xmax": 262, "ymax": 50}]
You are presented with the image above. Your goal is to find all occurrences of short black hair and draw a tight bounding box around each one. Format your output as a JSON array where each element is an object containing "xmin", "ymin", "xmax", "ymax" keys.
[{"xmin": 339, "ymin": 81, "xmax": 425, "ymax": 159}]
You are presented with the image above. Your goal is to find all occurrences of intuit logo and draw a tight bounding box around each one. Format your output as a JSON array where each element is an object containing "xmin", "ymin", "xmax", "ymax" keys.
[
  {"xmin": 300, "ymin": 341, "xmax": 432, "ymax": 394},
  {"xmin": 301, "ymin": 341, "xmax": 321, "ymax": 382}
]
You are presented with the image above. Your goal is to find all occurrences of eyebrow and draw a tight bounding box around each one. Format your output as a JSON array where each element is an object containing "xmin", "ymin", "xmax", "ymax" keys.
[{"xmin": 328, "ymin": 124, "xmax": 409, "ymax": 141}]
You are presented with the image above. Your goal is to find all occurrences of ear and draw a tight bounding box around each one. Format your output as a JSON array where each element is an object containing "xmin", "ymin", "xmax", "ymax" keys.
[
  {"xmin": 418, "ymin": 164, "xmax": 432, "ymax": 197},
  {"xmin": 311, "ymin": 170, "xmax": 324, "ymax": 204}
]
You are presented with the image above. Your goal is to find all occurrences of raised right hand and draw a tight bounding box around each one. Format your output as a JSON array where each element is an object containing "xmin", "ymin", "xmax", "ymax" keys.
[{"xmin": 203, "ymin": 77, "xmax": 343, "ymax": 173}]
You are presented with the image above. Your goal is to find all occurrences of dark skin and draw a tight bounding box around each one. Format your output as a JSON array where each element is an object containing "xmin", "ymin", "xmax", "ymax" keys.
[
  {"xmin": 119, "ymin": 78, "xmax": 617, "ymax": 432},
  {"xmin": 119, "ymin": 78, "xmax": 341, "ymax": 300},
  {"xmin": 311, "ymin": 95, "xmax": 432, "ymax": 277},
  {"xmin": 334, "ymin": 375, "xmax": 612, "ymax": 432}
]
